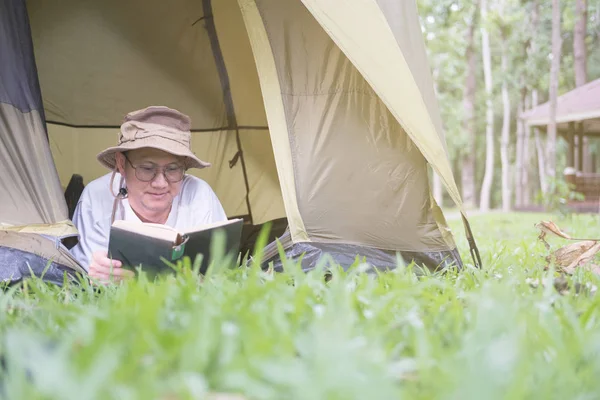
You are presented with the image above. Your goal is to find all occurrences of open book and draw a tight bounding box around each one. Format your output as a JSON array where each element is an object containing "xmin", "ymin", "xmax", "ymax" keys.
[{"xmin": 107, "ymin": 218, "xmax": 243, "ymax": 276}]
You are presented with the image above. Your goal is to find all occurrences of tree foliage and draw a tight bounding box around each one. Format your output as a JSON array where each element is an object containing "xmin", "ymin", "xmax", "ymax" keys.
[{"xmin": 418, "ymin": 0, "xmax": 600, "ymax": 209}]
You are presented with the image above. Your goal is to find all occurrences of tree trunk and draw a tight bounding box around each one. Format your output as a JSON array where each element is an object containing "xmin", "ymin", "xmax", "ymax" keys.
[
  {"xmin": 533, "ymin": 90, "xmax": 547, "ymax": 195},
  {"xmin": 596, "ymin": 0, "xmax": 600, "ymax": 42},
  {"xmin": 515, "ymin": 93, "xmax": 525, "ymax": 208},
  {"xmin": 574, "ymin": 0, "xmax": 588, "ymax": 87},
  {"xmin": 574, "ymin": 0, "xmax": 591, "ymax": 172},
  {"xmin": 520, "ymin": 0, "xmax": 539, "ymax": 207},
  {"xmin": 535, "ymin": 129, "xmax": 547, "ymax": 195},
  {"xmin": 546, "ymin": 0, "xmax": 562, "ymax": 182},
  {"xmin": 461, "ymin": 3, "xmax": 478, "ymax": 209},
  {"xmin": 522, "ymin": 94, "xmax": 532, "ymax": 205},
  {"xmin": 479, "ymin": 0, "xmax": 494, "ymax": 212},
  {"xmin": 500, "ymin": 33, "xmax": 511, "ymax": 211}
]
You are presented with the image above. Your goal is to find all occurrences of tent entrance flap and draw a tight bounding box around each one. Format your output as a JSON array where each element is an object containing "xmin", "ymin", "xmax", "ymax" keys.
[
  {"xmin": 0, "ymin": 0, "xmax": 75, "ymax": 236},
  {"xmin": 294, "ymin": 0, "xmax": 481, "ymax": 268},
  {"xmin": 240, "ymin": 0, "xmax": 477, "ymax": 269}
]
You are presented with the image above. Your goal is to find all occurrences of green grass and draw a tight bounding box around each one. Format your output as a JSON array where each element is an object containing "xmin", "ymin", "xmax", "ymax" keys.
[{"xmin": 2, "ymin": 212, "xmax": 600, "ymax": 399}]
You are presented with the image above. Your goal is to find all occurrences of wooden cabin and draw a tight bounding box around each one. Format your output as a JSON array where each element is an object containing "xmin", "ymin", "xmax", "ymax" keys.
[{"xmin": 521, "ymin": 78, "xmax": 600, "ymax": 212}]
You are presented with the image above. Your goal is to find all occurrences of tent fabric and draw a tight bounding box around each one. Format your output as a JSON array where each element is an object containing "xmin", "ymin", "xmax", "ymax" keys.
[
  {"xmin": 271, "ymin": 242, "xmax": 462, "ymax": 274},
  {"xmin": 241, "ymin": 0, "xmax": 457, "ymax": 253},
  {"xmin": 257, "ymin": 230, "xmax": 461, "ymax": 273},
  {"xmin": 0, "ymin": 0, "xmax": 42, "ymax": 113},
  {"xmin": 297, "ymin": 0, "xmax": 463, "ymax": 215},
  {"xmin": 0, "ymin": 246, "xmax": 76, "ymax": 286},
  {"xmin": 29, "ymin": 0, "xmax": 285, "ymax": 226},
  {"xmin": 237, "ymin": 0, "xmax": 309, "ymax": 242},
  {"xmin": 375, "ymin": 0, "xmax": 449, "ymax": 151},
  {"xmin": 0, "ymin": 231, "xmax": 85, "ymax": 286},
  {"xmin": 27, "ymin": 0, "xmax": 226, "ymax": 128},
  {"xmin": 0, "ymin": 0, "xmax": 76, "ymax": 237},
  {"xmin": 520, "ymin": 78, "xmax": 600, "ymax": 135},
  {"xmin": 47, "ymin": 125, "xmax": 285, "ymax": 224},
  {"xmin": 294, "ymin": 0, "xmax": 479, "ymax": 266}
]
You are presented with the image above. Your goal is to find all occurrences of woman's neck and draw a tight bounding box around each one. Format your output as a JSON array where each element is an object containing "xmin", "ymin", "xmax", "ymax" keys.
[{"xmin": 132, "ymin": 206, "xmax": 171, "ymax": 225}]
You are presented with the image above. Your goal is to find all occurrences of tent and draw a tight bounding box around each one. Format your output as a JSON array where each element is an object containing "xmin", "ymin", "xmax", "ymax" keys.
[{"xmin": 0, "ymin": 0, "xmax": 481, "ymax": 284}]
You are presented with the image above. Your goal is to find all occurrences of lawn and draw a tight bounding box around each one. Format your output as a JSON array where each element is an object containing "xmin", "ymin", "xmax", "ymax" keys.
[{"xmin": 1, "ymin": 212, "xmax": 600, "ymax": 399}]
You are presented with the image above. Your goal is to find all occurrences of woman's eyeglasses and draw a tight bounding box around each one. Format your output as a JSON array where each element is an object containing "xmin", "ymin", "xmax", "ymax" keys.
[{"xmin": 124, "ymin": 155, "xmax": 185, "ymax": 183}]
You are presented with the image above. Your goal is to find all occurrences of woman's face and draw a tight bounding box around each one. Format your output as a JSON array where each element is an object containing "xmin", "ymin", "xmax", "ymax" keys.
[{"xmin": 116, "ymin": 148, "xmax": 185, "ymax": 220}]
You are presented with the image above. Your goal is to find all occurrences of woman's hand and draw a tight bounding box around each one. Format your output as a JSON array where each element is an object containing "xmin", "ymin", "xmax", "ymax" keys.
[{"xmin": 89, "ymin": 250, "xmax": 134, "ymax": 284}]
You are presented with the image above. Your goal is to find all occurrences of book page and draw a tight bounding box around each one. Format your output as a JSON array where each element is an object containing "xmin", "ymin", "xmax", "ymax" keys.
[
  {"xmin": 111, "ymin": 220, "xmax": 179, "ymax": 242},
  {"xmin": 180, "ymin": 218, "xmax": 243, "ymax": 235}
]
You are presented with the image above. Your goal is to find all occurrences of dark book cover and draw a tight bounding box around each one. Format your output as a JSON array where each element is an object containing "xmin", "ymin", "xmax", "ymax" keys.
[{"xmin": 107, "ymin": 219, "xmax": 243, "ymax": 278}]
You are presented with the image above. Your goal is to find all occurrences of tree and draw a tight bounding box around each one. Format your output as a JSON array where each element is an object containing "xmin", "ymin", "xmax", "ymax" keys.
[
  {"xmin": 462, "ymin": 2, "xmax": 479, "ymax": 209},
  {"xmin": 574, "ymin": 0, "xmax": 590, "ymax": 172},
  {"xmin": 416, "ymin": 0, "xmax": 583, "ymax": 210},
  {"xmin": 498, "ymin": 0, "xmax": 513, "ymax": 211},
  {"xmin": 545, "ymin": 0, "xmax": 562, "ymax": 182},
  {"xmin": 533, "ymin": 90, "xmax": 547, "ymax": 195},
  {"xmin": 526, "ymin": 0, "xmax": 549, "ymax": 196},
  {"xmin": 479, "ymin": 0, "xmax": 495, "ymax": 211},
  {"xmin": 515, "ymin": 0, "xmax": 542, "ymax": 208},
  {"xmin": 418, "ymin": 0, "xmax": 476, "ymax": 207},
  {"xmin": 515, "ymin": 95, "xmax": 524, "ymax": 208},
  {"xmin": 574, "ymin": 0, "xmax": 588, "ymax": 87},
  {"xmin": 515, "ymin": 87, "xmax": 530, "ymax": 206}
]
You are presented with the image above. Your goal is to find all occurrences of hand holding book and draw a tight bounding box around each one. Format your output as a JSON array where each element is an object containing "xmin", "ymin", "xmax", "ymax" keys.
[{"xmin": 88, "ymin": 249, "xmax": 134, "ymax": 284}]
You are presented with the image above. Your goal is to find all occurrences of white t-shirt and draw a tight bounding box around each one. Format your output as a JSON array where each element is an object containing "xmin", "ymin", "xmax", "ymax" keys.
[{"xmin": 70, "ymin": 172, "xmax": 227, "ymax": 269}]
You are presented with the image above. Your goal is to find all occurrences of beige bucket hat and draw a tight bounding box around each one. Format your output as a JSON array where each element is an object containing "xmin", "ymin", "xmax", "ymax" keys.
[{"xmin": 96, "ymin": 106, "xmax": 210, "ymax": 170}]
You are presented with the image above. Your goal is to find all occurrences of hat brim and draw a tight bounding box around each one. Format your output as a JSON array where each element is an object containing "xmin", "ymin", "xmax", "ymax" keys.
[{"xmin": 96, "ymin": 137, "xmax": 211, "ymax": 170}]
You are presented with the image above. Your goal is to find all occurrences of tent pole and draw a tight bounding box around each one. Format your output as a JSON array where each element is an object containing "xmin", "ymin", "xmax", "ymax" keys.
[
  {"xmin": 201, "ymin": 0, "xmax": 254, "ymax": 224},
  {"xmin": 44, "ymin": 120, "xmax": 269, "ymax": 132}
]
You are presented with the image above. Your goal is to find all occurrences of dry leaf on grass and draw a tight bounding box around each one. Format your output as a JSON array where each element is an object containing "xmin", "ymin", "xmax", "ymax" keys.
[
  {"xmin": 535, "ymin": 220, "xmax": 598, "ymax": 249},
  {"xmin": 547, "ymin": 240, "xmax": 598, "ymax": 270},
  {"xmin": 536, "ymin": 221, "xmax": 600, "ymax": 274},
  {"xmin": 535, "ymin": 220, "xmax": 575, "ymax": 240},
  {"xmin": 563, "ymin": 242, "xmax": 600, "ymax": 274}
]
